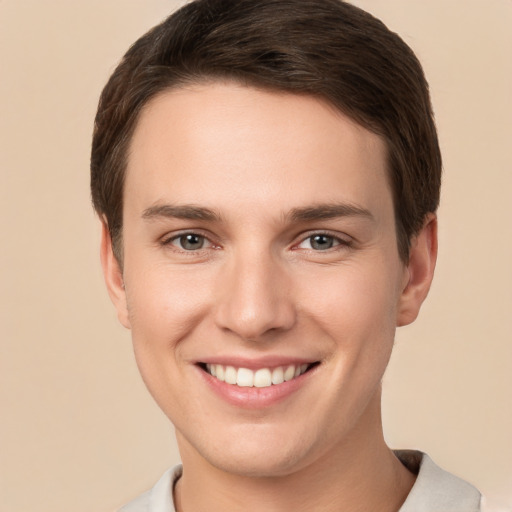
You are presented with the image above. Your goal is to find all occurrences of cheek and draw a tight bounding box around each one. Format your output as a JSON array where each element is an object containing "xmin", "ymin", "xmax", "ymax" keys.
[
  {"xmin": 317, "ymin": 265, "xmax": 400, "ymax": 390},
  {"xmin": 122, "ymin": 265, "xmax": 214, "ymax": 417},
  {"xmin": 124, "ymin": 263, "xmax": 213, "ymax": 363},
  {"xmin": 306, "ymin": 263, "xmax": 400, "ymax": 325}
]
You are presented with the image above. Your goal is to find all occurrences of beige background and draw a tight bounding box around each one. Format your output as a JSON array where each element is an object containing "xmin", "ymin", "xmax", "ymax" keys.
[{"xmin": 1, "ymin": 1, "xmax": 511, "ymax": 511}]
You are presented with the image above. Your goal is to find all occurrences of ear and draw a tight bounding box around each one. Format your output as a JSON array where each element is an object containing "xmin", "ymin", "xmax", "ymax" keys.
[
  {"xmin": 99, "ymin": 220, "xmax": 131, "ymax": 329},
  {"xmin": 397, "ymin": 214, "xmax": 438, "ymax": 327}
]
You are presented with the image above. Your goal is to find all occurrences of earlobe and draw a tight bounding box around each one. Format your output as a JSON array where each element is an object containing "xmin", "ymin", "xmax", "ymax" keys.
[
  {"xmin": 397, "ymin": 214, "xmax": 438, "ymax": 327},
  {"xmin": 99, "ymin": 221, "xmax": 131, "ymax": 329}
]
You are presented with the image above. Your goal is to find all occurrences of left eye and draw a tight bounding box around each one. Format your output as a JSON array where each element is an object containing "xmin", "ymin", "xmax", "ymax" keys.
[
  {"xmin": 298, "ymin": 234, "xmax": 342, "ymax": 251},
  {"xmin": 170, "ymin": 233, "xmax": 208, "ymax": 251}
]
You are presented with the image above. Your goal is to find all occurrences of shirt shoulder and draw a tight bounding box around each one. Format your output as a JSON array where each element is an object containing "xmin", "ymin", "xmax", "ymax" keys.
[
  {"xmin": 396, "ymin": 450, "xmax": 482, "ymax": 512},
  {"xmin": 118, "ymin": 466, "xmax": 182, "ymax": 512},
  {"xmin": 119, "ymin": 454, "xmax": 482, "ymax": 511}
]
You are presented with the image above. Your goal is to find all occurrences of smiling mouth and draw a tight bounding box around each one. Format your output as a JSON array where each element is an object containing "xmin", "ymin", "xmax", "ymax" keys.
[{"xmin": 198, "ymin": 362, "xmax": 319, "ymax": 388}]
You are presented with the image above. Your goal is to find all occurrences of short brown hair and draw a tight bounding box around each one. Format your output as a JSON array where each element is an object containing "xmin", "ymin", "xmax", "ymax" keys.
[{"xmin": 91, "ymin": 0, "xmax": 441, "ymax": 263}]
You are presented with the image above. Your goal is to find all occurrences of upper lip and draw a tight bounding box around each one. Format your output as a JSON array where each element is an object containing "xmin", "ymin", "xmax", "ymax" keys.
[{"xmin": 197, "ymin": 355, "xmax": 320, "ymax": 370}]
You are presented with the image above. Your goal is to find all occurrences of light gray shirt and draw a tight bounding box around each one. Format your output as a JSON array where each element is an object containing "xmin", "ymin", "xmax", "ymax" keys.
[{"xmin": 119, "ymin": 451, "xmax": 481, "ymax": 512}]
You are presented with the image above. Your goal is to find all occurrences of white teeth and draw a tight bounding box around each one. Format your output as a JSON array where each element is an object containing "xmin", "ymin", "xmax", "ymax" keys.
[
  {"xmin": 284, "ymin": 365, "xmax": 295, "ymax": 382},
  {"xmin": 205, "ymin": 363, "xmax": 311, "ymax": 388},
  {"xmin": 254, "ymin": 368, "xmax": 272, "ymax": 388},
  {"xmin": 224, "ymin": 366, "xmax": 237, "ymax": 384},
  {"xmin": 237, "ymin": 368, "xmax": 254, "ymax": 387},
  {"xmin": 271, "ymin": 366, "xmax": 284, "ymax": 385}
]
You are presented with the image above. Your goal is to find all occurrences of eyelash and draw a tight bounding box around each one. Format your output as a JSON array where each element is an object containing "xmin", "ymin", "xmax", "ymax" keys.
[{"xmin": 161, "ymin": 230, "xmax": 352, "ymax": 254}]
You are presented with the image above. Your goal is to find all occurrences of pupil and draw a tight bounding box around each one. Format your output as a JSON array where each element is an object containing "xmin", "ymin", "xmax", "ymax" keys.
[
  {"xmin": 181, "ymin": 234, "xmax": 203, "ymax": 250},
  {"xmin": 311, "ymin": 235, "xmax": 333, "ymax": 250}
]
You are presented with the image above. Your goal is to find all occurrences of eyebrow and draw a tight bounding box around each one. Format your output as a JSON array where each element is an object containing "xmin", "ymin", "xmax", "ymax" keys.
[
  {"xmin": 141, "ymin": 202, "xmax": 373, "ymax": 224},
  {"xmin": 142, "ymin": 204, "xmax": 221, "ymax": 222},
  {"xmin": 287, "ymin": 203, "xmax": 374, "ymax": 222}
]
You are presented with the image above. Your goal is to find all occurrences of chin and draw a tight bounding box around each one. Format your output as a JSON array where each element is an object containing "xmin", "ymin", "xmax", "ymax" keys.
[
  {"xmin": 187, "ymin": 423, "xmax": 323, "ymax": 478},
  {"xmin": 207, "ymin": 446, "xmax": 307, "ymax": 479}
]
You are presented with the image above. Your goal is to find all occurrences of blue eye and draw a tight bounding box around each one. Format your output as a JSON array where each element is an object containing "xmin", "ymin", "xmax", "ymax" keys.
[{"xmin": 172, "ymin": 233, "xmax": 207, "ymax": 251}]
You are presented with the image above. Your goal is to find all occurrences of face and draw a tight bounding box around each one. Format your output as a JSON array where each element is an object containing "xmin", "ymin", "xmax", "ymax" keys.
[{"xmin": 102, "ymin": 82, "xmax": 435, "ymax": 477}]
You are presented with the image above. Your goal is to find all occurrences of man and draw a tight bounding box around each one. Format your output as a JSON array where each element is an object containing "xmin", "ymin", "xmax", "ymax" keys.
[{"xmin": 91, "ymin": 1, "xmax": 482, "ymax": 510}]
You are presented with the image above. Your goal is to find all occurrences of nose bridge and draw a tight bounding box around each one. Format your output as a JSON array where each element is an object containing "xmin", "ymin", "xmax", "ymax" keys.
[{"xmin": 214, "ymin": 243, "xmax": 295, "ymax": 340}]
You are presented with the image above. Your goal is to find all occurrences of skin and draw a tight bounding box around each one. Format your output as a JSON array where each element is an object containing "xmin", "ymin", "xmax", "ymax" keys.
[{"xmin": 101, "ymin": 82, "xmax": 437, "ymax": 511}]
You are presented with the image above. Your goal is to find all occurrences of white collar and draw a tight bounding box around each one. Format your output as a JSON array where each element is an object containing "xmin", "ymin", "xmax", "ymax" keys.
[{"xmin": 120, "ymin": 451, "xmax": 481, "ymax": 512}]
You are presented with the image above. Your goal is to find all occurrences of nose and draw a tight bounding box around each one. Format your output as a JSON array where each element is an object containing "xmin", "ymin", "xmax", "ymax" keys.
[{"xmin": 213, "ymin": 248, "xmax": 296, "ymax": 341}]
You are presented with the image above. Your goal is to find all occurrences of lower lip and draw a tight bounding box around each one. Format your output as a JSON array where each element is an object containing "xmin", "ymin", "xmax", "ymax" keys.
[{"xmin": 197, "ymin": 366, "xmax": 315, "ymax": 409}]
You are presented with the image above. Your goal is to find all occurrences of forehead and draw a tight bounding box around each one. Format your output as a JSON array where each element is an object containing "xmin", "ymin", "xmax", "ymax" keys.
[{"xmin": 124, "ymin": 82, "xmax": 392, "ymax": 219}]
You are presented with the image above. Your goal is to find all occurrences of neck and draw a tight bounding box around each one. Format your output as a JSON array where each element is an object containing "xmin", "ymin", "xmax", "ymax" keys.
[{"xmin": 174, "ymin": 391, "xmax": 415, "ymax": 512}]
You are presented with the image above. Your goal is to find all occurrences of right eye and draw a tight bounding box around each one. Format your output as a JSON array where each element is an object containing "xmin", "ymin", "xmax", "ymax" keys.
[
  {"xmin": 166, "ymin": 233, "xmax": 210, "ymax": 251},
  {"xmin": 300, "ymin": 234, "xmax": 339, "ymax": 251}
]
